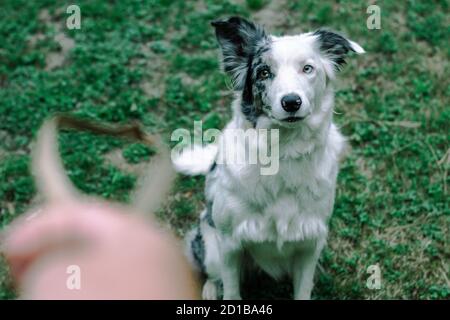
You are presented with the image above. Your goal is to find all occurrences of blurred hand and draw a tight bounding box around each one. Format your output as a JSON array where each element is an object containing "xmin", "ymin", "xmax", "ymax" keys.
[{"xmin": 1, "ymin": 201, "xmax": 199, "ymax": 299}]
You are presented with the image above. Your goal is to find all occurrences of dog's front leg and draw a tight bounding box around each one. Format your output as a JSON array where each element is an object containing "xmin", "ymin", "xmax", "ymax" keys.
[
  {"xmin": 220, "ymin": 247, "xmax": 242, "ymax": 300},
  {"xmin": 292, "ymin": 243, "xmax": 324, "ymax": 300}
]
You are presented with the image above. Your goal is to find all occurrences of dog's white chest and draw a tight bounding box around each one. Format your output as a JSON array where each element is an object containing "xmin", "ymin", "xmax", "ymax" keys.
[
  {"xmin": 232, "ymin": 192, "xmax": 329, "ymax": 245},
  {"xmin": 215, "ymin": 158, "xmax": 334, "ymax": 245}
]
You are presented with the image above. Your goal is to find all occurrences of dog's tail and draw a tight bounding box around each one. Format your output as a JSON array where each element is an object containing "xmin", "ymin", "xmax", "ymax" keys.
[{"xmin": 172, "ymin": 144, "xmax": 218, "ymax": 176}]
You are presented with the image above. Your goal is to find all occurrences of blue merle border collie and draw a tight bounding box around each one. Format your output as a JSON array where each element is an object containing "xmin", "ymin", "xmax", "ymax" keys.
[{"xmin": 174, "ymin": 16, "xmax": 364, "ymax": 299}]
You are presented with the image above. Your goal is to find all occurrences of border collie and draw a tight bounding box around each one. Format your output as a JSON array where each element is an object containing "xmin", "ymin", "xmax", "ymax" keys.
[{"xmin": 174, "ymin": 16, "xmax": 364, "ymax": 300}]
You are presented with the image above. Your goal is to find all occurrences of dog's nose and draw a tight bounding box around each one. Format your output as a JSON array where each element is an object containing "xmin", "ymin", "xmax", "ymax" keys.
[{"xmin": 281, "ymin": 94, "xmax": 302, "ymax": 112}]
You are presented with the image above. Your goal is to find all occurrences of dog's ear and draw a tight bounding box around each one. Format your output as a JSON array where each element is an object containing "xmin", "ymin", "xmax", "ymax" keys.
[
  {"xmin": 313, "ymin": 29, "xmax": 364, "ymax": 73},
  {"xmin": 211, "ymin": 16, "xmax": 268, "ymax": 90}
]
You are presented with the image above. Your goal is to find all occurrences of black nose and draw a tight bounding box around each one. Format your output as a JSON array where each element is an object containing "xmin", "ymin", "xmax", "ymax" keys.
[{"xmin": 281, "ymin": 94, "xmax": 302, "ymax": 112}]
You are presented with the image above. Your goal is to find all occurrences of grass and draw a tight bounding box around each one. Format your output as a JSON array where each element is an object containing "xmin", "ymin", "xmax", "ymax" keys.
[{"xmin": 0, "ymin": 0, "xmax": 449, "ymax": 299}]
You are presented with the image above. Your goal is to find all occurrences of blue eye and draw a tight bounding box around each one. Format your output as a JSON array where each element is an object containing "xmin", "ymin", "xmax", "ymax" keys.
[{"xmin": 303, "ymin": 65, "xmax": 314, "ymax": 74}]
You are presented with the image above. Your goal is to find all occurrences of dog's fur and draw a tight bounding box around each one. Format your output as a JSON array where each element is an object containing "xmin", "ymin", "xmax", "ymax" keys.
[{"xmin": 175, "ymin": 17, "xmax": 364, "ymax": 300}]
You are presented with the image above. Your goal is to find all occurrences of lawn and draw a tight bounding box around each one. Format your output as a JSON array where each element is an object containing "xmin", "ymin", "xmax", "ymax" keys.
[{"xmin": 0, "ymin": 0, "xmax": 448, "ymax": 299}]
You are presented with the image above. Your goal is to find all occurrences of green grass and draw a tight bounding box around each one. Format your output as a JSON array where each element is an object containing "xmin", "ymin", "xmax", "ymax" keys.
[{"xmin": 0, "ymin": 0, "xmax": 449, "ymax": 299}]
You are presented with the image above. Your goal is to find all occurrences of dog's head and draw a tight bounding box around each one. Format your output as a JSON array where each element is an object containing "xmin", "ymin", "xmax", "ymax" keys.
[{"xmin": 211, "ymin": 17, "xmax": 364, "ymax": 128}]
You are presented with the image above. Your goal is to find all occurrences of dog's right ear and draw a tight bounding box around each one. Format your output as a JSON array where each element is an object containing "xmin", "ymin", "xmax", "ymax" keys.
[{"xmin": 211, "ymin": 16, "xmax": 267, "ymax": 90}]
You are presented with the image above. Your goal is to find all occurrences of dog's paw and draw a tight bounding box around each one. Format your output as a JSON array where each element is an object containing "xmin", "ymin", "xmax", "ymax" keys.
[
  {"xmin": 202, "ymin": 279, "xmax": 219, "ymax": 300},
  {"xmin": 223, "ymin": 293, "xmax": 242, "ymax": 300}
]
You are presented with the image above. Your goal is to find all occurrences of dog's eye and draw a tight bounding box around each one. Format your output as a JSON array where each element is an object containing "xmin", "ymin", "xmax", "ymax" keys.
[
  {"xmin": 303, "ymin": 65, "xmax": 314, "ymax": 74},
  {"xmin": 258, "ymin": 69, "xmax": 270, "ymax": 80}
]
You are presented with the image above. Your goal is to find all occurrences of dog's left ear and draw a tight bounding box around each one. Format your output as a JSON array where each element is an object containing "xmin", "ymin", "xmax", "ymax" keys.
[{"xmin": 313, "ymin": 29, "xmax": 364, "ymax": 72}]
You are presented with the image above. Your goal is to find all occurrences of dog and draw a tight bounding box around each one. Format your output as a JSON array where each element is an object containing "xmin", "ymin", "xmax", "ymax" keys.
[{"xmin": 173, "ymin": 16, "xmax": 364, "ymax": 300}]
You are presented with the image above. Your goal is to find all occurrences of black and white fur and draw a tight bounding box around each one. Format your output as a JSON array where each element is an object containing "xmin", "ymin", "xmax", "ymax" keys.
[{"xmin": 175, "ymin": 17, "xmax": 364, "ymax": 300}]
